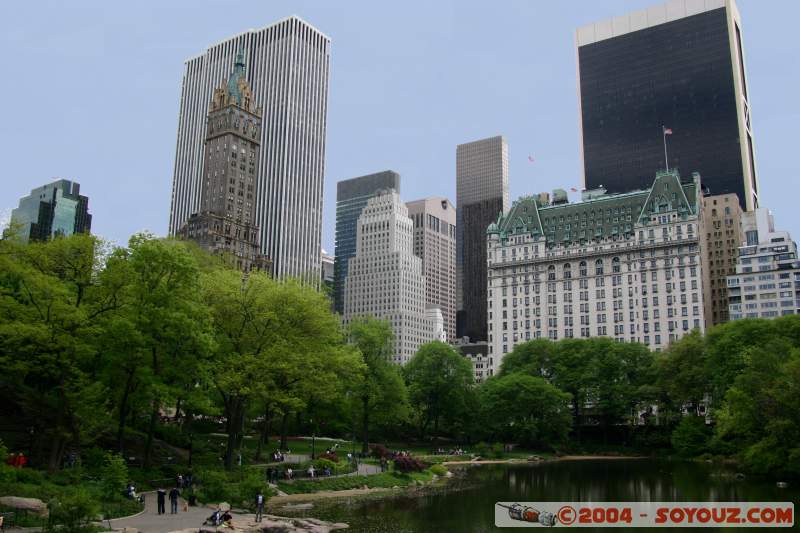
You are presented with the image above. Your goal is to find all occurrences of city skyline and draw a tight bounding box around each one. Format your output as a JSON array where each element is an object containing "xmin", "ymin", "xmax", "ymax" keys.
[{"xmin": 2, "ymin": 1, "xmax": 799, "ymax": 254}]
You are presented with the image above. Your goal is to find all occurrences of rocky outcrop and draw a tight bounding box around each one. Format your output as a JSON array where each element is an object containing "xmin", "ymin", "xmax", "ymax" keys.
[
  {"xmin": 168, "ymin": 514, "xmax": 348, "ymax": 533},
  {"xmin": 0, "ymin": 496, "xmax": 49, "ymax": 517}
]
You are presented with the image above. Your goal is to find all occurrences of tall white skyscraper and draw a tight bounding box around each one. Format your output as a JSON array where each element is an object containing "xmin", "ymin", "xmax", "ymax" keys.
[
  {"xmin": 343, "ymin": 191, "xmax": 433, "ymax": 365},
  {"xmin": 169, "ymin": 16, "xmax": 330, "ymax": 282}
]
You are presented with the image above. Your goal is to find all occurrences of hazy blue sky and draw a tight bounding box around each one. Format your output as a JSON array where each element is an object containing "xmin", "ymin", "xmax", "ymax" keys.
[{"xmin": 1, "ymin": 0, "xmax": 798, "ymax": 252}]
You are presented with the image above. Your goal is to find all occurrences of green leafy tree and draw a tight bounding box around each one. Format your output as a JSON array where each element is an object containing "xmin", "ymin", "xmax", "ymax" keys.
[
  {"xmin": 656, "ymin": 330, "xmax": 708, "ymax": 422},
  {"xmin": 0, "ymin": 234, "xmax": 123, "ymax": 470},
  {"xmin": 478, "ymin": 373, "xmax": 572, "ymax": 448},
  {"xmin": 100, "ymin": 452, "xmax": 129, "ymax": 499},
  {"xmin": 346, "ymin": 317, "xmax": 408, "ymax": 453},
  {"xmin": 670, "ymin": 416, "xmax": 711, "ymax": 457},
  {"xmin": 404, "ymin": 341, "xmax": 474, "ymax": 441}
]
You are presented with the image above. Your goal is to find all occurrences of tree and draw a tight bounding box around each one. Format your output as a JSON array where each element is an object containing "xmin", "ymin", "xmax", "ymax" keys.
[
  {"xmin": 404, "ymin": 341, "xmax": 474, "ymax": 441},
  {"xmin": 202, "ymin": 270, "xmax": 354, "ymax": 468},
  {"xmin": 0, "ymin": 234, "xmax": 123, "ymax": 470},
  {"xmin": 121, "ymin": 234, "xmax": 212, "ymax": 468},
  {"xmin": 478, "ymin": 373, "xmax": 572, "ymax": 448},
  {"xmin": 656, "ymin": 330, "xmax": 708, "ymax": 421},
  {"xmin": 346, "ymin": 317, "xmax": 408, "ymax": 453}
]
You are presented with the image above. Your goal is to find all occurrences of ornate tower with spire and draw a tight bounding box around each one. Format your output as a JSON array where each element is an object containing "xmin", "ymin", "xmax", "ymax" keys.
[{"xmin": 178, "ymin": 50, "xmax": 271, "ymax": 272}]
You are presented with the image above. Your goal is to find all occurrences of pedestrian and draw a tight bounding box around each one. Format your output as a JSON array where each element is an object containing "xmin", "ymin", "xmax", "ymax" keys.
[
  {"xmin": 169, "ymin": 486, "xmax": 180, "ymax": 514},
  {"xmin": 156, "ymin": 488, "xmax": 166, "ymax": 515},
  {"xmin": 286, "ymin": 467, "xmax": 293, "ymax": 480},
  {"xmin": 308, "ymin": 465, "xmax": 316, "ymax": 479},
  {"xmin": 255, "ymin": 491, "xmax": 265, "ymax": 522},
  {"xmin": 177, "ymin": 474, "xmax": 184, "ymax": 489}
]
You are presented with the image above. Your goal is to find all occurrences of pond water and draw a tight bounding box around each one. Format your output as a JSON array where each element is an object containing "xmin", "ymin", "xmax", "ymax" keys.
[{"xmin": 280, "ymin": 459, "xmax": 799, "ymax": 532}]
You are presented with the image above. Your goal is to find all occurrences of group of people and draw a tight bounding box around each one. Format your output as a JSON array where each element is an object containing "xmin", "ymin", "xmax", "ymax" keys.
[
  {"xmin": 156, "ymin": 486, "xmax": 182, "ymax": 515},
  {"xmin": 5, "ymin": 452, "xmax": 27, "ymax": 468},
  {"xmin": 434, "ymin": 447, "xmax": 466, "ymax": 456},
  {"xmin": 270, "ymin": 450, "xmax": 290, "ymax": 462}
]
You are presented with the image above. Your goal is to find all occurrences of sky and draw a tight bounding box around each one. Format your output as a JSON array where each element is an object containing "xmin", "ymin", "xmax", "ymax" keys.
[{"xmin": 1, "ymin": 0, "xmax": 799, "ymax": 253}]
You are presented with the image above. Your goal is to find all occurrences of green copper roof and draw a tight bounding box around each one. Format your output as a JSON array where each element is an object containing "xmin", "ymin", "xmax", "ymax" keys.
[
  {"xmin": 227, "ymin": 49, "xmax": 247, "ymax": 106},
  {"xmin": 489, "ymin": 170, "xmax": 700, "ymax": 246}
]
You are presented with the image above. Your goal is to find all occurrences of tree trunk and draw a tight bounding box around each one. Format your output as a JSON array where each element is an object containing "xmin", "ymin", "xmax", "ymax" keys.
[
  {"xmin": 279, "ymin": 411, "xmax": 289, "ymax": 451},
  {"xmin": 572, "ymin": 393, "xmax": 581, "ymax": 444},
  {"xmin": 173, "ymin": 397, "xmax": 183, "ymax": 421},
  {"xmin": 47, "ymin": 435, "xmax": 66, "ymax": 473},
  {"xmin": 361, "ymin": 395, "xmax": 370, "ymax": 454},
  {"xmin": 116, "ymin": 368, "xmax": 136, "ymax": 454},
  {"xmin": 255, "ymin": 404, "xmax": 271, "ymax": 462},
  {"xmin": 143, "ymin": 399, "xmax": 159, "ymax": 469}
]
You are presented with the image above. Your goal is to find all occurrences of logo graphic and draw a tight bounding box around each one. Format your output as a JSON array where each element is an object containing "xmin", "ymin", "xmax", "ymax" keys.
[{"xmin": 497, "ymin": 503, "xmax": 557, "ymax": 527}]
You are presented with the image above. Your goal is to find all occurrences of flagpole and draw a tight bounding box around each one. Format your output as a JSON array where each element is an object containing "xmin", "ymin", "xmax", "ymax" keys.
[{"xmin": 662, "ymin": 125, "xmax": 669, "ymax": 171}]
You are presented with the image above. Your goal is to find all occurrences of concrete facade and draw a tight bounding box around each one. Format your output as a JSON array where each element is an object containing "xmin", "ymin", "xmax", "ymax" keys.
[
  {"xmin": 456, "ymin": 136, "xmax": 509, "ymax": 342},
  {"xmin": 343, "ymin": 191, "xmax": 433, "ymax": 365},
  {"xmin": 700, "ymin": 193, "xmax": 742, "ymax": 326},
  {"xmin": 407, "ymin": 197, "xmax": 457, "ymax": 342},
  {"xmin": 727, "ymin": 209, "xmax": 800, "ymax": 320},
  {"xmin": 487, "ymin": 170, "xmax": 706, "ymax": 375},
  {"xmin": 334, "ymin": 171, "xmax": 401, "ymax": 314}
]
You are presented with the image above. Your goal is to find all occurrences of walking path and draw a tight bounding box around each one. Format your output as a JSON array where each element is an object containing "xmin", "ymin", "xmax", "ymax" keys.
[{"xmin": 108, "ymin": 492, "xmax": 254, "ymax": 533}]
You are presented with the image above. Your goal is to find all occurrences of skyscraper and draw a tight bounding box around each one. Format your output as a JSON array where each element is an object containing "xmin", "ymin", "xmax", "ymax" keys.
[
  {"xmin": 11, "ymin": 179, "xmax": 91, "ymax": 243},
  {"xmin": 177, "ymin": 51, "xmax": 269, "ymax": 273},
  {"xmin": 728, "ymin": 209, "xmax": 800, "ymax": 320},
  {"xmin": 456, "ymin": 135, "xmax": 509, "ymax": 342},
  {"xmin": 407, "ymin": 197, "xmax": 457, "ymax": 342},
  {"xmin": 577, "ymin": 0, "xmax": 758, "ymax": 210},
  {"xmin": 334, "ymin": 171, "xmax": 401, "ymax": 314},
  {"xmin": 343, "ymin": 191, "xmax": 433, "ymax": 365},
  {"xmin": 169, "ymin": 16, "xmax": 330, "ymax": 282},
  {"xmin": 700, "ymin": 193, "xmax": 742, "ymax": 326}
]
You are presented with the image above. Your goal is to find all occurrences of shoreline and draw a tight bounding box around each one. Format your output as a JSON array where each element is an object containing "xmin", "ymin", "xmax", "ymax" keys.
[{"xmin": 268, "ymin": 455, "xmax": 646, "ymax": 505}]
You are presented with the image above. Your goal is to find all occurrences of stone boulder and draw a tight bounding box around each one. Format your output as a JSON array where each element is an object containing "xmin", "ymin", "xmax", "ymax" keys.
[
  {"xmin": 169, "ymin": 514, "xmax": 348, "ymax": 533},
  {"xmin": 0, "ymin": 496, "xmax": 49, "ymax": 517}
]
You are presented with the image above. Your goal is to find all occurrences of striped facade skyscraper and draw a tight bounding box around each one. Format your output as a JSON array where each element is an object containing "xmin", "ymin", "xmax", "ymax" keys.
[{"xmin": 169, "ymin": 16, "xmax": 330, "ymax": 282}]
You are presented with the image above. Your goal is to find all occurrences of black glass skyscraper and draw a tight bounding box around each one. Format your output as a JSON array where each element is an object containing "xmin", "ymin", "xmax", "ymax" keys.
[{"xmin": 577, "ymin": 0, "xmax": 758, "ymax": 211}]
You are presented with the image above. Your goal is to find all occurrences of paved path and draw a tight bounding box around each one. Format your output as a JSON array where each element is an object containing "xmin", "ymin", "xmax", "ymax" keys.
[{"xmin": 108, "ymin": 492, "xmax": 255, "ymax": 533}]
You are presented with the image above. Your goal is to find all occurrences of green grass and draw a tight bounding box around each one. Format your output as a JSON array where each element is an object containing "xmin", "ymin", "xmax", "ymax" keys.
[{"xmin": 276, "ymin": 469, "xmax": 434, "ymax": 495}]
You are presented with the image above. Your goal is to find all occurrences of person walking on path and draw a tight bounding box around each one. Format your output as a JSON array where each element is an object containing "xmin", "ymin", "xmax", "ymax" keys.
[
  {"xmin": 255, "ymin": 491, "xmax": 265, "ymax": 522},
  {"xmin": 156, "ymin": 488, "xmax": 166, "ymax": 515},
  {"xmin": 168, "ymin": 486, "xmax": 180, "ymax": 514}
]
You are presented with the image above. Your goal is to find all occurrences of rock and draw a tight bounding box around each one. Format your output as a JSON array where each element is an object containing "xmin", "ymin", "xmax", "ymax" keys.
[
  {"xmin": 527, "ymin": 455, "xmax": 542, "ymax": 462},
  {"xmin": 777, "ymin": 481, "xmax": 789, "ymax": 488},
  {"xmin": 445, "ymin": 471, "xmax": 454, "ymax": 478},
  {"xmin": 734, "ymin": 473, "xmax": 746, "ymax": 480},
  {"xmin": 0, "ymin": 496, "xmax": 49, "ymax": 517},
  {"xmin": 117, "ymin": 528, "xmax": 138, "ymax": 533}
]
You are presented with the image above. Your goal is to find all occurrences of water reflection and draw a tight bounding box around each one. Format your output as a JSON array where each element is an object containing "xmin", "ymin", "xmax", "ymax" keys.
[{"xmin": 280, "ymin": 459, "xmax": 798, "ymax": 532}]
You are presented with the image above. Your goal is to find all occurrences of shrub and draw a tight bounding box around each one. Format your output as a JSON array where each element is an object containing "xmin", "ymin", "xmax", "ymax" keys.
[
  {"xmin": 100, "ymin": 453, "xmax": 128, "ymax": 499},
  {"xmin": 194, "ymin": 469, "xmax": 228, "ymax": 503},
  {"xmin": 0, "ymin": 439, "xmax": 7, "ymax": 463},
  {"xmin": 473, "ymin": 442, "xmax": 504, "ymax": 459},
  {"xmin": 47, "ymin": 488, "xmax": 100, "ymax": 533},
  {"xmin": 312, "ymin": 458, "xmax": 337, "ymax": 472},
  {"xmin": 370, "ymin": 444, "xmax": 390, "ymax": 459},
  {"xmin": 429, "ymin": 464, "xmax": 448, "ymax": 477},
  {"xmin": 319, "ymin": 451, "xmax": 338, "ymax": 463},
  {"xmin": 671, "ymin": 416, "xmax": 711, "ymax": 458},
  {"xmin": 393, "ymin": 456, "xmax": 427, "ymax": 473}
]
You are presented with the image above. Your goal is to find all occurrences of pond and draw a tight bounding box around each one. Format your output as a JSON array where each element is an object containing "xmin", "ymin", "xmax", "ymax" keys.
[{"xmin": 279, "ymin": 459, "xmax": 798, "ymax": 532}]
